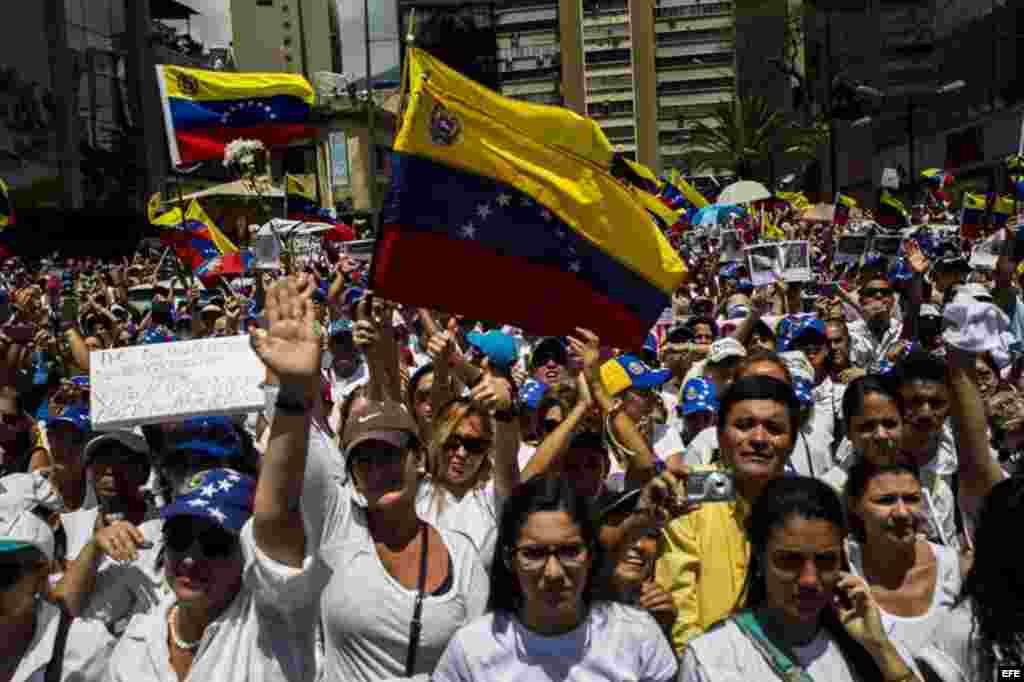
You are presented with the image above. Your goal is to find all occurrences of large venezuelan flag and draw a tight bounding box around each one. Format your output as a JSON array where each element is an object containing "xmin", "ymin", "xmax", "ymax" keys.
[
  {"xmin": 372, "ymin": 49, "xmax": 686, "ymax": 349},
  {"xmin": 156, "ymin": 65, "xmax": 316, "ymax": 166}
]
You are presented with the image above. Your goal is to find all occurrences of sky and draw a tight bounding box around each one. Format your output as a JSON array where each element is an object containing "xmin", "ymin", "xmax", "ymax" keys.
[{"xmin": 177, "ymin": 0, "xmax": 401, "ymax": 78}]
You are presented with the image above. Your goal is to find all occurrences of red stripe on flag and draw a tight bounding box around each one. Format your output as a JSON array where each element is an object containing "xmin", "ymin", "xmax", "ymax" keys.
[
  {"xmin": 372, "ymin": 226, "xmax": 650, "ymax": 348},
  {"xmin": 176, "ymin": 124, "xmax": 317, "ymax": 166}
]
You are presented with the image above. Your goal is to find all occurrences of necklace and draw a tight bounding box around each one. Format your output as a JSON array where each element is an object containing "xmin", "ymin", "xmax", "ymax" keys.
[{"xmin": 169, "ymin": 605, "xmax": 202, "ymax": 651}]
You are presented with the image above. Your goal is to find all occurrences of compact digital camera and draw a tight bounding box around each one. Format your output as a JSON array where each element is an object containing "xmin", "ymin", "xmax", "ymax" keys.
[{"xmin": 685, "ymin": 471, "xmax": 736, "ymax": 503}]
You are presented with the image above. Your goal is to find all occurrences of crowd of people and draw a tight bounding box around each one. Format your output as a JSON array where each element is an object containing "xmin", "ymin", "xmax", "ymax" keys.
[{"xmin": 0, "ymin": 200, "xmax": 1020, "ymax": 682}]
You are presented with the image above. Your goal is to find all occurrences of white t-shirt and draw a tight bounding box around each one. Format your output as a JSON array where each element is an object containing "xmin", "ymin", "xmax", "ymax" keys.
[
  {"xmin": 106, "ymin": 521, "xmax": 319, "ymax": 682},
  {"xmin": 517, "ymin": 442, "xmax": 537, "ymax": 472},
  {"xmin": 917, "ymin": 602, "xmax": 1004, "ymax": 682},
  {"xmin": 682, "ymin": 427, "xmax": 718, "ymax": 467},
  {"xmin": 681, "ymin": 618, "xmax": 919, "ymax": 682},
  {"xmin": 293, "ymin": 404, "xmax": 490, "ymax": 682},
  {"xmin": 417, "ymin": 480, "xmax": 499, "ymax": 574},
  {"xmin": 846, "ymin": 539, "xmax": 962, "ymax": 653},
  {"xmin": 9, "ymin": 600, "xmax": 114, "ymax": 682},
  {"xmin": 432, "ymin": 602, "xmax": 678, "ymax": 682}
]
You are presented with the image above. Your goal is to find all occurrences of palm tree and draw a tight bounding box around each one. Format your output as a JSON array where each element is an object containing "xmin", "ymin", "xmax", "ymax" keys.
[{"xmin": 682, "ymin": 96, "xmax": 827, "ymax": 183}]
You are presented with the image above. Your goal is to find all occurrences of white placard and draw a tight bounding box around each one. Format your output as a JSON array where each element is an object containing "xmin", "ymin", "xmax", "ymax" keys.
[
  {"xmin": 90, "ymin": 335, "xmax": 266, "ymax": 430},
  {"xmin": 970, "ymin": 232, "xmax": 1004, "ymax": 270},
  {"xmin": 881, "ymin": 168, "xmax": 900, "ymax": 190},
  {"xmin": 719, "ymin": 229, "xmax": 742, "ymax": 263},
  {"xmin": 781, "ymin": 240, "xmax": 812, "ymax": 282}
]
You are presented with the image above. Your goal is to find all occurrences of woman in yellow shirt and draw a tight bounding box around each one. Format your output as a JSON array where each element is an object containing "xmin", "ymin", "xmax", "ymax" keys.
[{"xmin": 657, "ymin": 374, "xmax": 801, "ymax": 654}]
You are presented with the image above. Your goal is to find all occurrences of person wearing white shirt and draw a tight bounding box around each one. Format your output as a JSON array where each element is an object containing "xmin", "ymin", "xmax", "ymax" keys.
[
  {"xmin": 679, "ymin": 477, "xmax": 922, "ymax": 682},
  {"xmin": 249, "ymin": 277, "xmax": 492, "ymax": 681},
  {"xmin": 104, "ymin": 468, "xmax": 318, "ymax": 682},
  {"xmin": 432, "ymin": 476, "xmax": 677, "ymax": 682},
  {"xmin": 0, "ymin": 502, "xmax": 114, "ymax": 682},
  {"xmin": 917, "ymin": 477, "xmax": 1024, "ymax": 682}
]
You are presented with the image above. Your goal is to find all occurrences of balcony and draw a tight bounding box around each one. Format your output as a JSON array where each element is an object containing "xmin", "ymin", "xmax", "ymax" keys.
[
  {"xmin": 585, "ymin": 38, "xmax": 632, "ymax": 53},
  {"xmin": 659, "ymin": 91, "xmax": 732, "ymax": 107},
  {"xmin": 656, "ymin": 41, "xmax": 732, "ymax": 59},
  {"xmin": 496, "ymin": 7, "xmax": 557, "ymax": 27},
  {"xmin": 656, "ymin": 2, "xmax": 733, "ymax": 20}
]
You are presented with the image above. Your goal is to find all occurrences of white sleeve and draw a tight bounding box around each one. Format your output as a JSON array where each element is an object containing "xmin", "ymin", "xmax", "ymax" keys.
[
  {"xmin": 677, "ymin": 647, "xmax": 714, "ymax": 682},
  {"xmin": 263, "ymin": 385, "xmax": 350, "ymax": 547},
  {"xmin": 431, "ymin": 632, "xmax": 473, "ymax": 682},
  {"xmin": 639, "ymin": 625, "xmax": 679, "ymax": 682},
  {"xmin": 241, "ymin": 520, "xmax": 316, "ymax": 616}
]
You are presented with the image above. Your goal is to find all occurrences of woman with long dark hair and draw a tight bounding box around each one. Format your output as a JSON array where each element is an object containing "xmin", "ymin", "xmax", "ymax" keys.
[
  {"xmin": 917, "ymin": 476, "xmax": 1024, "ymax": 681},
  {"xmin": 432, "ymin": 475, "xmax": 677, "ymax": 681},
  {"xmin": 679, "ymin": 476, "xmax": 922, "ymax": 681}
]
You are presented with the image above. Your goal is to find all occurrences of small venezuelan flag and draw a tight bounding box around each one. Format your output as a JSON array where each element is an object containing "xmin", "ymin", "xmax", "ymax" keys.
[
  {"xmin": 834, "ymin": 194, "xmax": 857, "ymax": 227},
  {"xmin": 877, "ymin": 191, "xmax": 910, "ymax": 229},
  {"xmin": 0, "ymin": 179, "xmax": 13, "ymax": 229},
  {"xmin": 160, "ymin": 200, "xmax": 237, "ymax": 270},
  {"xmin": 373, "ymin": 48, "xmax": 686, "ymax": 349},
  {"xmin": 156, "ymin": 65, "xmax": 316, "ymax": 166},
  {"xmin": 196, "ymin": 250, "xmax": 254, "ymax": 288},
  {"xmin": 960, "ymin": 192, "xmax": 987, "ymax": 239},
  {"xmin": 992, "ymin": 194, "xmax": 1016, "ymax": 228}
]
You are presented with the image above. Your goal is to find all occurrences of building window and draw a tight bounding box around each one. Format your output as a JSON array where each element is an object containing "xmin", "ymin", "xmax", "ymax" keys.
[{"xmin": 257, "ymin": 0, "xmax": 273, "ymax": 6}]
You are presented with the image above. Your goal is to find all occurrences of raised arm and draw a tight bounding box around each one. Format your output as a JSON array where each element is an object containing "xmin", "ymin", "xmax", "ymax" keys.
[
  {"xmin": 250, "ymin": 275, "xmax": 321, "ymax": 568},
  {"xmin": 468, "ymin": 367, "xmax": 520, "ymax": 502}
]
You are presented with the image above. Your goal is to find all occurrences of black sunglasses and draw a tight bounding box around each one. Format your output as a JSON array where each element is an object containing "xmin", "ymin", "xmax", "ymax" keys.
[
  {"xmin": 163, "ymin": 519, "xmax": 238, "ymax": 559},
  {"xmin": 860, "ymin": 287, "xmax": 893, "ymax": 300},
  {"xmin": 0, "ymin": 560, "xmax": 39, "ymax": 591},
  {"xmin": 443, "ymin": 435, "xmax": 491, "ymax": 456}
]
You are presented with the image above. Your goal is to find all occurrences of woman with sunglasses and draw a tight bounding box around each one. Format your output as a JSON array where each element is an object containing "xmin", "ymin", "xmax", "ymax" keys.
[
  {"xmin": 679, "ymin": 477, "xmax": 922, "ymax": 682},
  {"xmin": 251, "ymin": 276, "xmax": 489, "ymax": 682},
  {"xmin": 106, "ymin": 467, "xmax": 319, "ymax": 682},
  {"xmin": 0, "ymin": 502, "xmax": 116, "ymax": 681},
  {"xmin": 432, "ymin": 475, "xmax": 678, "ymax": 682}
]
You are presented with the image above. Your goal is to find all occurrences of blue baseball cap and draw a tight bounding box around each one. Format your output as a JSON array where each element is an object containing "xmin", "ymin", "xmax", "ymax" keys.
[
  {"xmin": 160, "ymin": 468, "xmax": 256, "ymax": 534},
  {"xmin": 165, "ymin": 417, "xmax": 242, "ymax": 459},
  {"xmin": 680, "ymin": 378, "xmax": 718, "ymax": 416},
  {"xmin": 46, "ymin": 404, "xmax": 90, "ymax": 433},
  {"xmin": 889, "ymin": 257, "xmax": 913, "ymax": 283},
  {"xmin": 737, "ymin": 278, "xmax": 754, "ymax": 294},
  {"xmin": 342, "ymin": 287, "xmax": 366, "ymax": 307},
  {"xmin": 790, "ymin": 318, "xmax": 827, "ymax": 346},
  {"xmin": 521, "ymin": 379, "xmax": 548, "ymax": 409},
  {"xmin": 720, "ymin": 263, "xmax": 739, "ymax": 279},
  {"xmin": 600, "ymin": 354, "xmax": 672, "ymax": 396},
  {"xmin": 329, "ymin": 319, "xmax": 354, "ymax": 338},
  {"xmin": 466, "ymin": 330, "xmax": 519, "ymax": 370},
  {"xmin": 142, "ymin": 328, "xmax": 176, "ymax": 345}
]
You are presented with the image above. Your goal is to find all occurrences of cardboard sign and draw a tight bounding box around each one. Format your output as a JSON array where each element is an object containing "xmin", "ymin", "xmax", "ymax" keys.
[{"xmin": 90, "ymin": 335, "xmax": 266, "ymax": 430}]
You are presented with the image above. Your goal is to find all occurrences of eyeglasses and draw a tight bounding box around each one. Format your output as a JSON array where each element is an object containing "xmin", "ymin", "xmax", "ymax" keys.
[
  {"xmin": 861, "ymin": 287, "xmax": 893, "ymax": 300},
  {"xmin": 164, "ymin": 520, "xmax": 238, "ymax": 559},
  {"xmin": 511, "ymin": 543, "xmax": 589, "ymax": 572},
  {"xmin": 443, "ymin": 435, "xmax": 491, "ymax": 456},
  {"xmin": 0, "ymin": 561, "xmax": 39, "ymax": 590}
]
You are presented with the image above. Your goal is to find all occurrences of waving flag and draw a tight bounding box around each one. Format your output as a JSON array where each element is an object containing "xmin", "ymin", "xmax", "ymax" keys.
[
  {"xmin": 992, "ymin": 194, "xmax": 1016, "ymax": 228},
  {"xmin": 160, "ymin": 201, "xmax": 238, "ymax": 270},
  {"xmin": 196, "ymin": 250, "xmax": 254, "ymax": 287},
  {"xmin": 156, "ymin": 65, "xmax": 316, "ymax": 166},
  {"xmin": 665, "ymin": 169, "xmax": 709, "ymax": 209},
  {"xmin": 0, "ymin": 178, "xmax": 13, "ymax": 229},
  {"xmin": 372, "ymin": 48, "xmax": 686, "ymax": 349},
  {"xmin": 877, "ymin": 191, "xmax": 910, "ymax": 229},
  {"xmin": 834, "ymin": 194, "xmax": 857, "ymax": 227},
  {"xmin": 961, "ymin": 192, "xmax": 987, "ymax": 239},
  {"xmin": 921, "ymin": 168, "xmax": 952, "ymax": 187},
  {"xmin": 777, "ymin": 192, "xmax": 811, "ymax": 212}
]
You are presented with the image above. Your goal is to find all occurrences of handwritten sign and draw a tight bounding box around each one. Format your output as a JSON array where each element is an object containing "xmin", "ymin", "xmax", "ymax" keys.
[{"xmin": 90, "ymin": 336, "xmax": 265, "ymax": 430}]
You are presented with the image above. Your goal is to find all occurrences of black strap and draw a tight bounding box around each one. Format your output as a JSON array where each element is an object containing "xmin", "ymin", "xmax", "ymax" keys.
[
  {"xmin": 45, "ymin": 609, "xmax": 73, "ymax": 682},
  {"xmin": 404, "ymin": 522, "xmax": 429, "ymax": 677}
]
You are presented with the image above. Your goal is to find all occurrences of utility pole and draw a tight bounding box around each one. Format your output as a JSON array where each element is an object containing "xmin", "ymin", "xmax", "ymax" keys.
[
  {"xmin": 825, "ymin": 9, "xmax": 837, "ymax": 199},
  {"xmin": 364, "ymin": 0, "xmax": 378, "ymax": 237}
]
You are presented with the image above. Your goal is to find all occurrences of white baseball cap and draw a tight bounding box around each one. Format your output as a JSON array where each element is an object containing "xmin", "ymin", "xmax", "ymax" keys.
[
  {"xmin": 0, "ymin": 503, "xmax": 55, "ymax": 561},
  {"xmin": 0, "ymin": 473, "xmax": 65, "ymax": 513},
  {"xmin": 707, "ymin": 338, "xmax": 747, "ymax": 365}
]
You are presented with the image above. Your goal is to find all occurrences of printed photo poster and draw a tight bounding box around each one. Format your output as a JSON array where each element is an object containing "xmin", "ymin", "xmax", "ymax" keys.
[
  {"xmin": 719, "ymin": 229, "xmax": 742, "ymax": 262},
  {"xmin": 834, "ymin": 234, "xmax": 868, "ymax": 267},
  {"xmin": 781, "ymin": 240, "xmax": 812, "ymax": 282},
  {"xmin": 747, "ymin": 243, "xmax": 785, "ymax": 287}
]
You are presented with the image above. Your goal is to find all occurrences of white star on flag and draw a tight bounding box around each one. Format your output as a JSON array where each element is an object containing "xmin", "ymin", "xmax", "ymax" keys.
[
  {"xmin": 218, "ymin": 480, "xmax": 234, "ymax": 492},
  {"xmin": 200, "ymin": 484, "xmax": 218, "ymax": 498},
  {"xmin": 221, "ymin": 114, "xmax": 229, "ymax": 124},
  {"xmin": 569, "ymin": 261, "xmax": 582, "ymax": 273},
  {"xmin": 187, "ymin": 499, "xmax": 209, "ymax": 508},
  {"xmin": 208, "ymin": 508, "xmax": 227, "ymax": 524},
  {"xmin": 226, "ymin": 473, "xmax": 241, "ymax": 482},
  {"xmin": 496, "ymin": 194, "xmax": 511, "ymax": 207},
  {"xmin": 269, "ymin": 114, "xmax": 277, "ymax": 120},
  {"xmin": 461, "ymin": 222, "xmax": 476, "ymax": 239},
  {"xmin": 476, "ymin": 204, "xmax": 492, "ymax": 220}
]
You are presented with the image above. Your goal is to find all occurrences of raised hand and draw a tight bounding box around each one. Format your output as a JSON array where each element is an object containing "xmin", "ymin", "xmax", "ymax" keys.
[
  {"xmin": 566, "ymin": 327, "xmax": 601, "ymax": 375},
  {"xmin": 904, "ymin": 239, "xmax": 930, "ymax": 275},
  {"xmin": 249, "ymin": 275, "xmax": 322, "ymax": 389},
  {"xmin": 94, "ymin": 519, "xmax": 152, "ymax": 563},
  {"xmin": 469, "ymin": 370, "xmax": 512, "ymax": 413},
  {"xmin": 351, "ymin": 297, "xmax": 380, "ymax": 351}
]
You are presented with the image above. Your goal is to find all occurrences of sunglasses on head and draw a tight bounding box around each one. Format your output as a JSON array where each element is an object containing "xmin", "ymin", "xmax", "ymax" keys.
[
  {"xmin": 0, "ymin": 559, "xmax": 41, "ymax": 591},
  {"xmin": 443, "ymin": 435, "xmax": 491, "ymax": 455},
  {"xmin": 861, "ymin": 287, "xmax": 893, "ymax": 300},
  {"xmin": 164, "ymin": 519, "xmax": 238, "ymax": 559}
]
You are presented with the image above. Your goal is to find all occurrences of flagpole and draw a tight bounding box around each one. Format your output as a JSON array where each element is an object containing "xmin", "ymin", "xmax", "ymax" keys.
[{"xmin": 363, "ymin": 0, "xmax": 378, "ymax": 241}]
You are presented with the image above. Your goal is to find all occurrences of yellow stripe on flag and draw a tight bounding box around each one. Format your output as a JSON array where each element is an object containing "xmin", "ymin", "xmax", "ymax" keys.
[
  {"xmin": 395, "ymin": 48, "xmax": 685, "ymax": 294},
  {"xmin": 160, "ymin": 65, "xmax": 314, "ymax": 105},
  {"xmin": 187, "ymin": 201, "xmax": 238, "ymax": 255}
]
